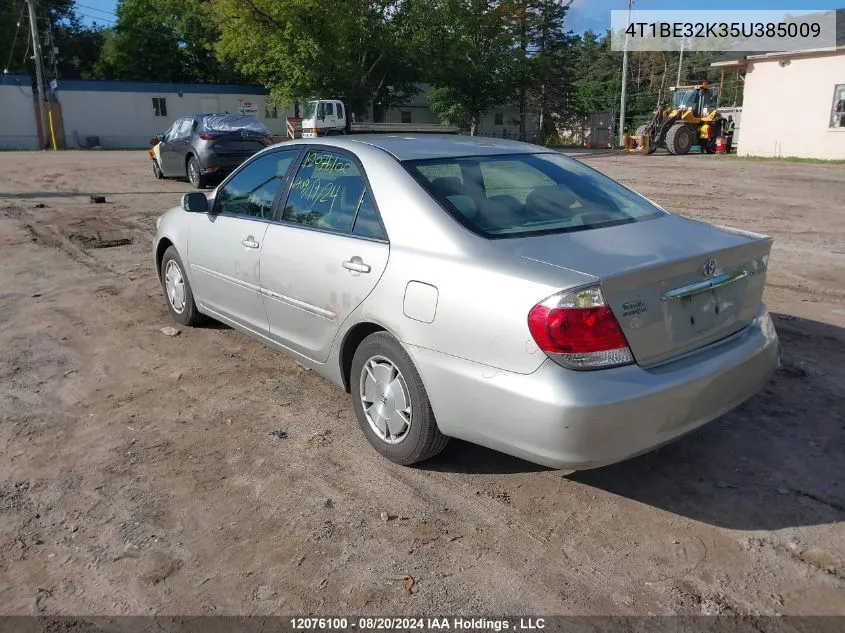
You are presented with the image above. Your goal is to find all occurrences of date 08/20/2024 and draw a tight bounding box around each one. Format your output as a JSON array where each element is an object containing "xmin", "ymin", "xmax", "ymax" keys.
[{"xmin": 289, "ymin": 617, "xmax": 548, "ymax": 631}]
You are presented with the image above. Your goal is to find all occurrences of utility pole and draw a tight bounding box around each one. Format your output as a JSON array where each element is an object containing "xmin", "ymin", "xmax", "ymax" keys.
[
  {"xmin": 618, "ymin": 0, "xmax": 633, "ymax": 146},
  {"xmin": 676, "ymin": 37, "xmax": 685, "ymax": 87},
  {"xmin": 25, "ymin": 0, "xmax": 49, "ymax": 150}
]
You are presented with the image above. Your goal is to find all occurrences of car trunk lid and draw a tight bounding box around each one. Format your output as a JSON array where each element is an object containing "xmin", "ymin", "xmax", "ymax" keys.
[
  {"xmin": 508, "ymin": 214, "xmax": 772, "ymax": 367},
  {"xmin": 209, "ymin": 131, "xmax": 270, "ymax": 154}
]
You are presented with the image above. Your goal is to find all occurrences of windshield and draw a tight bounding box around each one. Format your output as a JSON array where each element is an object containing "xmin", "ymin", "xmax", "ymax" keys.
[
  {"xmin": 673, "ymin": 89, "xmax": 698, "ymax": 109},
  {"xmin": 303, "ymin": 101, "xmax": 318, "ymax": 119},
  {"xmin": 405, "ymin": 153, "xmax": 664, "ymax": 238}
]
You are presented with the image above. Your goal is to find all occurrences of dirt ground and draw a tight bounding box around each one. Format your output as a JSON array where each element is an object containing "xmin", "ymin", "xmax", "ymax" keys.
[{"xmin": 0, "ymin": 150, "xmax": 843, "ymax": 618}]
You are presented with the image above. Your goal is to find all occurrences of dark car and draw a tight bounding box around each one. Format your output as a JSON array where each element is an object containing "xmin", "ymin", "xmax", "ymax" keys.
[{"xmin": 152, "ymin": 114, "xmax": 274, "ymax": 188}]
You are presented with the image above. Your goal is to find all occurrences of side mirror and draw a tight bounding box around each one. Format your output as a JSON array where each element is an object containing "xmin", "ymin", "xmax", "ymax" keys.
[{"xmin": 181, "ymin": 192, "xmax": 209, "ymax": 213}]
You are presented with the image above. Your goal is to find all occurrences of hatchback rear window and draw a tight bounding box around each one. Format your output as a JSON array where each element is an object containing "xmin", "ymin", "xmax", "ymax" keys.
[
  {"xmin": 405, "ymin": 153, "xmax": 663, "ymax": 238},
  {"xmin": 201, "ymin": 114, "xmax": 269, "ymax": 135}
]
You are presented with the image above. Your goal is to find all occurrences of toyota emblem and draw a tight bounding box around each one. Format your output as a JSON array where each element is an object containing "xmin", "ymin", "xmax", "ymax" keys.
[{"xmin": 702, "ymin": 258, "xmax": 717, "ymax": 277}]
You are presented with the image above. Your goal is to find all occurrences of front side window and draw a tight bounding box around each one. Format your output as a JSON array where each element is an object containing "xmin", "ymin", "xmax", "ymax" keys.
[
  {"xmin": 831, "ymin": 84, "xmax": 845, "ymax": 128},
  {"xmin": 336, "ymin": 102, "xmax": 344, "ymax": 120},
  {"xmin": 282, "ymin": 149, "xmax": 369, "ymax": 234},
  {"xmin": 325, "ymin": 102, "xmax": 334, "ymax": 117},
  {"xmin": 406, "ymin": 153, "xmax": 664, "ymax": 238},
  {"xmin": 214, "ymin": 150, "xmax": 299, "ymax": 219}
]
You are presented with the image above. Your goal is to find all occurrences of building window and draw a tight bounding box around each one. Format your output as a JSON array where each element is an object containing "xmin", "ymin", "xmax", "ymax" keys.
[
  {"xmin": 831, "ymin": 84, "xmax": 845, "ymax": 128},
  {"xmin": 152, "ymin": 97, "xmax": 167, "ymax": 117},
  {"xmin": 494, "ymin": 113, "xmax": 503, "ymax": 126},
  {"xmin": 401, "ymin": 110, "xmax": 412, "ymax": 124},
  {"xmin": 265, "ymin": 103, "xmax": 278, "ymax": 119}
]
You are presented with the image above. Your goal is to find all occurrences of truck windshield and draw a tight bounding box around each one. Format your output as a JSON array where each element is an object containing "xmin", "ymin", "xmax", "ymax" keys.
[
  {"xmin": 304, "ymin": 102, "xmax": 317, "ymax": 119},
  {"xmin": 673, "ymin": 89, "xmax": 698, "ymax": 109},
  {"xmin": 405, "ymin": 153, "xmax": 663, "ymax": 239}
]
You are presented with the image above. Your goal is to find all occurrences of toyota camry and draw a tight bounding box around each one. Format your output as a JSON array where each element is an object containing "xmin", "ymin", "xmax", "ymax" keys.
[{"xmin": 153, "ymin": 136, "xmax": 779, "ymax": 469}]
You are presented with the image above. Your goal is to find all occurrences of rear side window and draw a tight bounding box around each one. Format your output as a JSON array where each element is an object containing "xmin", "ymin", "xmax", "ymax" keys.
[
  {"xmin": 176, "ymin": 118, "xmax": 193, "ymax": 139},
  {"xmin": 283, "ymin": 149, "xmax": 367, "ymax": 233},
  {"xmin": 352, "ymin": 193, "xmax": 385, "ymax": 239},
  {"xmin": 406, "ymin": 153, "xmax": 663, "ymax": 238}
]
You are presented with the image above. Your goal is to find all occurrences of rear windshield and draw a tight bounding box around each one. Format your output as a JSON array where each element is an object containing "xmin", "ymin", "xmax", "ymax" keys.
[
  {"xmin": 405, "ymin": 153, "xmax": 663, "ymax": 238},
  {"xmin": 201, "ymin": 114, "xmax": 269, "ymax": 134}
]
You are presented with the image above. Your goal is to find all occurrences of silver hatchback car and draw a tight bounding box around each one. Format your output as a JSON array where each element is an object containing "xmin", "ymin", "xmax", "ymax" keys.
[{"xmin": 153, "ymin": 136, "xmax": 779, "ymax": 469}]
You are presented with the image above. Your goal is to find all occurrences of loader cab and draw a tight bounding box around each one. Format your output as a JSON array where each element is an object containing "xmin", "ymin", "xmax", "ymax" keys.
[
  {"xmin": 671, "ymin": 84, "xmax": 720, "ymax": 118},
  {"xmin": 301, "ymin": 99, "xmax": 347, "ymax": 138}
]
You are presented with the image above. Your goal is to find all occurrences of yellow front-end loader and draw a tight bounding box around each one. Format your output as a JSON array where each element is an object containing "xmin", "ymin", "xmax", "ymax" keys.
[{"xmin": 633, "ymin": 81, "xmax": 726, "ymax": 155}]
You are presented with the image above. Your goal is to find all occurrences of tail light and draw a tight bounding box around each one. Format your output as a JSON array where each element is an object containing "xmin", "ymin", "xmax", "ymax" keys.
[
  {"xmin": 199, "ymin": 134, "xmax": 217, "ymax": 141},
  {"xmin": 528, "ymin": 286, "xmax": 634, "ymax": 370}
]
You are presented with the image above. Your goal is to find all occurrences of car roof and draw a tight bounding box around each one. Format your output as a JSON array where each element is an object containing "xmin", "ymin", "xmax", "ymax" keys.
[{"xmin": 339, "ymin": 135, "xmax": 545, "ymax": 161}]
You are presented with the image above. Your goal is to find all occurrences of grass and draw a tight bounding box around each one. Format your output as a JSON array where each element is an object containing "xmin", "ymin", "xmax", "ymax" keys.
[{"xmin": 717, "ymin": 153, "xmax": 845, "ymax": 165}]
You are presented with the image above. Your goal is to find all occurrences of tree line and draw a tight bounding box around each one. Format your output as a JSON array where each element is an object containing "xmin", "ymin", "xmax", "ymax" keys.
[{"xmin": 1, "ymin": 0, "xmax": 737, "ymax": 140}]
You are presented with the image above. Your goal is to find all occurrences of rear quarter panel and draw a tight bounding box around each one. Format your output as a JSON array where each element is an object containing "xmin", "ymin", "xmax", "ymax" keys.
[{"xmin": 344, "ymin": 147, "xmax": 597, "ymax": 375}]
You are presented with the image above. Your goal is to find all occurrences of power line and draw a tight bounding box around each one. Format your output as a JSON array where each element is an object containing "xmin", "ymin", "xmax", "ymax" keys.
[
  {"xmin": 3, "ymin": 1, "xmax": 26, "ymax": 75},
  {"xmin": 39, "ymin": 0, "xmax": 117, "ymax": 24},
  {"xmin": 72, "ymin": 1, "xmax": 118, "ymax": 17}
]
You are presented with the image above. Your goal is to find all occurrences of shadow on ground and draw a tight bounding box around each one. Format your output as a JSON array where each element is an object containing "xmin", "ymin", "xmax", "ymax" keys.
[{"xmin": 424, "ymin": 313, "xmax": 845, "ymax": 530}]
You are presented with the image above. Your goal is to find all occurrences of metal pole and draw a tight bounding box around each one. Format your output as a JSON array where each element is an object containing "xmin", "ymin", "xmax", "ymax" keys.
[
  {"xmin": 25, "ymin": 0, "xmax": 49, "ymax": 150},
  {"xmin": 676, "ymin": 38, "xmax": 684, "ymax": 87},
  {"xmin": 618, "ymin": 0, "xmax": 633, "ymax": 146}
]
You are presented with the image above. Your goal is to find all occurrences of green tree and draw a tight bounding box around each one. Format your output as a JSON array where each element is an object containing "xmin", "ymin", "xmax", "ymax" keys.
[
  {"xmin": 528, "ymin": 0, "xmax": 577, "ymax": 140},
  {"xmin": 96, "ymin": 0, "xmax": 241, "ymax": 82},
  {"xmin": 571, "ymin": 30, "xmax": 621, "ymax": 117},
  {"xmin": 414, "ymin": 0, "xmax": 517, "ymax": 135},
  {"xmin": 214, "ymin": 0, "xmax": 418, "ymax": 115}
]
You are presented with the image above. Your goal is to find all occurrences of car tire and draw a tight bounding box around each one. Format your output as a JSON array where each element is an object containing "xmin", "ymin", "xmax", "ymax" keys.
[
  {"xmin": 153, "ymin": 160, "xmax": 164, "ymax": 179},
  {"xmin": 160, "ymin": 246, "xmax": 203, "ymax": 326},
  {"xmin": 350, "ymin": 332, "xmax": 449, "ymax": 465},
  {"xmin": 187, "ymin": 155, "xmax": 208, "ymax": 189}
]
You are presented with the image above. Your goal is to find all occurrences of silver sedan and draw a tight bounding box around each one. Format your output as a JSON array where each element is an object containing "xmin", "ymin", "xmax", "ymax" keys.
[{"xmin": 153, "ymin": 136, "xmax": 779, "ymax": 469}]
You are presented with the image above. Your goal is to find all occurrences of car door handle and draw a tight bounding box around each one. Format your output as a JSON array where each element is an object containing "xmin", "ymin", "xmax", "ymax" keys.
[
  {"xmin": 342, "ymin": 257, "xmax": 370, "ymax": 274},
  {"xmin": 241, "ymin": 237, "xmax": 260, "ymax": 249}
]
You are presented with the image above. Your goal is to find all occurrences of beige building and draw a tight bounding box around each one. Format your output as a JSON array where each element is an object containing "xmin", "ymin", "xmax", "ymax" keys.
[{"xmin": 713, "ymin": 44, "xmax": 845, "ymax": 160}]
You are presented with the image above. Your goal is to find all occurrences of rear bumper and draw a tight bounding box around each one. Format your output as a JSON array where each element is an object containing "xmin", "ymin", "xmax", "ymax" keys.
[
  {"xmin": 199, "ymin": 152, "xmax": 253, "ymax": 175},
  {"xmin": 406, "ymin": 304, "xmax": 779, "ymax": 470}
]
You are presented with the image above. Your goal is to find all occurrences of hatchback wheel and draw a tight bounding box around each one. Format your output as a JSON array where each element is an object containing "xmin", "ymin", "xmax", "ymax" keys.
[
  {"xmin": 187, "ymin": 156, "xmax": 208, "ymax": 189},
  {"xmin": 160, "ymin": 246, "xmax": 203, "ymax": 326},
  {"xmin": 351, "ymin": 332, "xmax": 448, "ymax": 465}
]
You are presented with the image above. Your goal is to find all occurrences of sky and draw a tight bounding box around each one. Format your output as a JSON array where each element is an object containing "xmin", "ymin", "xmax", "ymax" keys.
[{"xmin": 75, "ymin": 0, "xmax": 842, "ymax": 32}]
